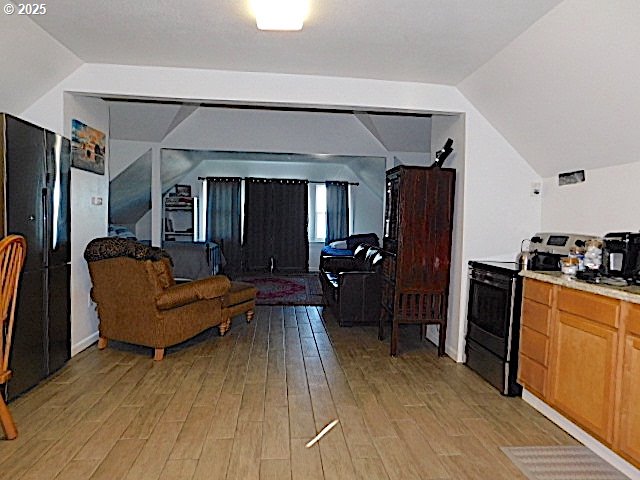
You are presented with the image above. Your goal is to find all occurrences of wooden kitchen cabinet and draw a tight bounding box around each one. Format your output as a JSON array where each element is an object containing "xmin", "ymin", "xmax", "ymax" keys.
[
  {"xmin": 549, "ymin": 310, "xmax": 618, "ymax": 445},
  {"xmin": 549, "ymin": 288, "xmax": 620, "ymax": 445},
  {"xmin": 616, "ymin": 303, "xmax": 640, "ymax": 464},
  {"xmin": 518, "ymin": 280, "xmax": 553, "ymax": 399},
  {"xmin": 519, "ymin": 275, "xmax": 640, "ymax": 467}
]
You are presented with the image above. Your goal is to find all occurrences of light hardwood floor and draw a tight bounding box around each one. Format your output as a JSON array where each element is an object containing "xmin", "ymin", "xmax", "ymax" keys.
[{"xmin": 0, "ymin": 306, "xmax": 578, "ymax": 479}]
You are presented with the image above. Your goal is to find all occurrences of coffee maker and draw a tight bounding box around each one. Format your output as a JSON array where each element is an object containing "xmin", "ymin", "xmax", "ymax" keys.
[{"xmin": 601, "ymin": 232, "xmax": 640, "ymax": 280}]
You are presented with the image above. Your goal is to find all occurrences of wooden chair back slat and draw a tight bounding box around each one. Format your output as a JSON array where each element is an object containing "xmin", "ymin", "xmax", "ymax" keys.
[
  {"xmin": 0, "ymin": 235, "xmax": 27, "ymax": 440},
  {"xmin": 0, "ymin": 236, "xmax": 27, "ymax": 375}
]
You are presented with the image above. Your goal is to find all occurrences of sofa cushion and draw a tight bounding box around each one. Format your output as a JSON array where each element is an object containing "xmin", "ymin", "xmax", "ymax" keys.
[
  {"xmin": 321, "ymin": 246, "xmax": 353, "ymax": 257},
  {"xmin": 346, "ymin": 233, "xmax": 379, "ymax": 250}
]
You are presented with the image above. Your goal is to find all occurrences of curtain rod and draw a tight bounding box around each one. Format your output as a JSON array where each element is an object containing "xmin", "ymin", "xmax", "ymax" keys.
[{"xmin": 198, "ymin": 176, "xmax": 359, "ymax": 186}]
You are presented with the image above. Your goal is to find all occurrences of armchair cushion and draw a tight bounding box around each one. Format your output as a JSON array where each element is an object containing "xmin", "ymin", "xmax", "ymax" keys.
[{"xmin": 156, "ymin": 275, "xmax": 231, "ymax": 310}]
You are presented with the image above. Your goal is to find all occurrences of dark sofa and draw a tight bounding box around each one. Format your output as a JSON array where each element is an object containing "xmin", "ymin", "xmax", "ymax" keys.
[
  {"xmin": 319, "ymin": 232, "xmax": 379, "ymax": 270},
  {"xmin": 319, "ymin": 244, "xmax": 384, "ymax": 326}
]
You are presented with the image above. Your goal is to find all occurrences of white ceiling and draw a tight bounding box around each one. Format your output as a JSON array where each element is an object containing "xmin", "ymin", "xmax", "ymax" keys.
[
  {"xmin": 28, "ymin": 0, "xmax": 561, "ymax": 85},
  {"xmin": 108, "ymin": 102, "xmax": 433, "ymax": 156},
  {"xmin": 11, "ymin": 0, "xmax": 636, "ymax": 180}
]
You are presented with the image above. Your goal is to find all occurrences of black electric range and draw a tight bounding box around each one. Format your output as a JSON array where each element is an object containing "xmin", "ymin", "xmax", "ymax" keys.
[{"xmin": 465, "ymin": 261, "xmax": 523, "ymax": 396}]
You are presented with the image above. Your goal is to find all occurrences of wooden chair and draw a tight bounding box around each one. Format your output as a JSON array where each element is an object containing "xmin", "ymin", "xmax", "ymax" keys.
[{"xmin": 0, "ymin": 235, "xmax": 27, "ymax": 440}]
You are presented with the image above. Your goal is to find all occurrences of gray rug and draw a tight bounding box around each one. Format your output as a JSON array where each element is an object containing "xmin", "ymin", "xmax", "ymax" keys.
[{"xmin": 501, "ymin": 446, "xmax": 630, "ymax": 480}]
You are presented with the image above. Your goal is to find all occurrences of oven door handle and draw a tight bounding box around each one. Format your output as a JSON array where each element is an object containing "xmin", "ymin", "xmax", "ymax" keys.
[{"xmin": 468, "ymin": 272, "xmax": 512, "ymax": 290}]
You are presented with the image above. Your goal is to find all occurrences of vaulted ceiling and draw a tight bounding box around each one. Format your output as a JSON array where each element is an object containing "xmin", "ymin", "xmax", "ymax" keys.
[
  {"xmin": 27, "ymin": 0, "xmax": 561, "ymax": 85},
  {"xmin": 3, "ymin": 0, "xmax": 639, "ymax": 179}
]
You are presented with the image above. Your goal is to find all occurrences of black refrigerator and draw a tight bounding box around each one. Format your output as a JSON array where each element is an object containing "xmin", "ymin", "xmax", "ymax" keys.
[{"xmin": 0, "ymin": 113, "xmax": 71, "ymax": 401}]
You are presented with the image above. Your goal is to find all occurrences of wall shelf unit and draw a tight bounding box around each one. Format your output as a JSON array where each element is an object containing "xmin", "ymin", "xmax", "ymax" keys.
[{"xmin": 163, "ymin": 196, "xmax": 197, "ymax": 242}]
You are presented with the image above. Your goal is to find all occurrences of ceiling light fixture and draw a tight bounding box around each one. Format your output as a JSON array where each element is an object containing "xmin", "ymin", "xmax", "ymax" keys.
[{"xmin": 251, "ymin": 0, "xmax": 309, "ymax": 31}]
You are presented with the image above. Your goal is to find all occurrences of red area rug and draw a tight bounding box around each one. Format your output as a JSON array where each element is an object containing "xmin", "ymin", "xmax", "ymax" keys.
[{"xmin": 237, "ymin": 274, "xmax": 324, "ymax": 306}]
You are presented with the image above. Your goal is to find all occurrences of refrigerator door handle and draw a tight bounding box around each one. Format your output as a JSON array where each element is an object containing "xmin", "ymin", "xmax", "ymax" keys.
[{"xmin": 42, "ymin": 187, "xmax": 49, "ymax": 267}]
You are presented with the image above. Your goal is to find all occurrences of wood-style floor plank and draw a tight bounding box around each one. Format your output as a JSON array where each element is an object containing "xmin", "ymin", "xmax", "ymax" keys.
[{"xmin": 0, "ymin": 306, "xmax": 581, "ymax": 480}]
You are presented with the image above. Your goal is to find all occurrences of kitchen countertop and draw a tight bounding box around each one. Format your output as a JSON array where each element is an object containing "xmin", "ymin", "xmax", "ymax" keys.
[{"xmin": 520, "ymin": 270, "xmax": 640, "ymax": 305}]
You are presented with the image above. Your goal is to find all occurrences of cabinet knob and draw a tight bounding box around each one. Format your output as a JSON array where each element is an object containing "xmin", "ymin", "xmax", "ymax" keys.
[{"xmin": 28, "ymin": 215, "xmax": 36, "ymax": 221}]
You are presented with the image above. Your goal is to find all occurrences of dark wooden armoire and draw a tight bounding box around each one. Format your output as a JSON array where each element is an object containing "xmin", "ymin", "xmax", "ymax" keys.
[{"xmin": 379, "ymin": 165, "xmax": 456, "ymax": 356}]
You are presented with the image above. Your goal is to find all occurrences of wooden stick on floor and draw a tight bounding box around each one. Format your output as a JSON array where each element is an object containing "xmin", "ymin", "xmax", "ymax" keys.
[{"xmin": 305, "ymin": 419, "xmax": 339, "ymax": 448}]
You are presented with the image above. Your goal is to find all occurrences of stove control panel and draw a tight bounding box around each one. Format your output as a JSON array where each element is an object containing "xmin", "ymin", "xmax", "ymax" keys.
[{"xmin": 529, "ymin": 232, "xmax": 599, "ymax": 255}]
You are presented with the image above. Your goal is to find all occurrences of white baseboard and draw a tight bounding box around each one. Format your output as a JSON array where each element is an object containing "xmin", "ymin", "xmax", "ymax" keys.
[
  {"xmin": 522, "ymin": 389, "xmax": 640, "ymax": 479},
  {"xmin": 425, "ymin": 328, "xmax": 458, "ymax": 361},
  {"xmin": 71, "ymin": 331, "xmax": 99, "ymax": 357}
]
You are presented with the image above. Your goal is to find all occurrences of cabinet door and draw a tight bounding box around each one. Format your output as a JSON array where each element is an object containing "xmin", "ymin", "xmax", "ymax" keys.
[
  {"xmin": 617, "ymin": 309, "xmax": 640, "ymax": 467},
  {"xmin": 550, "ymin": 311, "xmax": 618, "ymax": 444}
]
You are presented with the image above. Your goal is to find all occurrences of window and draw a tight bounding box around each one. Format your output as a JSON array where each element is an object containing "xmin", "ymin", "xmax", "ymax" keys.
[{"xmin": 309, "ymin": 184, "xmax": 327, "ymax": 242}]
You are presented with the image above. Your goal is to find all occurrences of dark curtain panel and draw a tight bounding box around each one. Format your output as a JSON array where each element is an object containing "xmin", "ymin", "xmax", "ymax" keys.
[
  {"xmin": 244, "ymin": 178, "xmax": 309, "ymax": 273},
  {"xmin": 243, "ymin": 179, "xmax": 272, "ymax": 272},
  {"xmin": 326, "ymin": 181, "xmax": 349, "ymax": 243},
  {"xmin": 272, "ymin": 180, "xmax": 309, "ymax": 272},
  {"xmin": 205, "ymin": 177, "xmax": 242, "ymax": 275}
]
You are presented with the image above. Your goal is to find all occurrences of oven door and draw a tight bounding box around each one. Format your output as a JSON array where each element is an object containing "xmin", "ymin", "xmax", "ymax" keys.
[{"xmin": 466, "ymin": 268, "xmax": 515, "ymax": 359}]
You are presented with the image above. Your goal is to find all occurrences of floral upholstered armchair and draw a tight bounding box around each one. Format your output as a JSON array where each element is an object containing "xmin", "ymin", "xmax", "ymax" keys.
[{"xmin": 84, "ymin": 237, "xmax": 232, "ymax": 360}]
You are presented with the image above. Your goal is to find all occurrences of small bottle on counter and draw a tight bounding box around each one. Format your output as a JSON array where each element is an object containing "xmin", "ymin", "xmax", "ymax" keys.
[{"xmin": 569, "ymin": 246, "xmax": 586, "ymax": 271}]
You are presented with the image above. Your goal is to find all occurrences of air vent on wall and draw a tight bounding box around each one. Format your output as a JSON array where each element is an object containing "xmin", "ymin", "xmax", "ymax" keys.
[{"xmin": 558, "ymin": 170, "xmax": 585, "ymax": 186}]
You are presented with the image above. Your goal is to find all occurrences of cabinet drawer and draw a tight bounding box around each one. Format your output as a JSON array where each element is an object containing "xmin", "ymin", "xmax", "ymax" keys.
[
  {"xmin": 557, "ymin": 288, "xmax": 619, "ymax": 328},
  {"xmin": 518, "ymin": 355, "xmax": 547, "ymax": 398},
  {"xmin": 522, "ymin": 298, "xmax": 551, "ymax": 335},
  {"xmin": 524, "ymin": 279, "xmax": 553, "ymax": 305},
  {"xmin": 520, "ymin": 325, "xmax": 549, "ymax": 366},
  {"xmin": 624, "ymin": 302, "xmax": 640, "ymax": 336}
]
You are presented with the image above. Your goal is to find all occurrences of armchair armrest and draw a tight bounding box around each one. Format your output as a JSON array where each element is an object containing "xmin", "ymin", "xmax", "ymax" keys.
[{"xmin": 156, "ymin": 275, "xmax": 231, "ymax": 310}]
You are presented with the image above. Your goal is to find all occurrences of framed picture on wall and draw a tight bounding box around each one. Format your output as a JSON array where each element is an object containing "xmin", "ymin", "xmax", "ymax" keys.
[
  {"xmin": 175, "ymin": 184, "xmax": 191, "ymax": 197},
  {"xmin": 71, "ymin": 119, "xmax": 106, "ymax": 175}
]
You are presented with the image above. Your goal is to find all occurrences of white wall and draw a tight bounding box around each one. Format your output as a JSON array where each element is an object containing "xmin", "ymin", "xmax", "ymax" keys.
[
  {"xmin": 391, "ymin": 152, "xmax": 430, "ymax": 166},
  {"xmin": 429, "ymin": 114, "xmax": 468, "ymax": 360},
  {"xmin": 21, "ymin": 63, "xmax": 542, "ymax": 360},
  {"xmin": 109, "ymin": 140, "xmax": 155, "ymax": 179},
  {"xmin": 0, "ymin": 12, "xmax": 81, "ymax": 115},
  {"xmin": 62, "ymin": 94, "xmax": 110, "ymax": 355},
  {"xmin": 542, "ymin": 161, "xmax": 640, "ymax": 236},
  {"xmin": 458, "ymin": 0, "xmax": 640, "ymax": 178}
]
